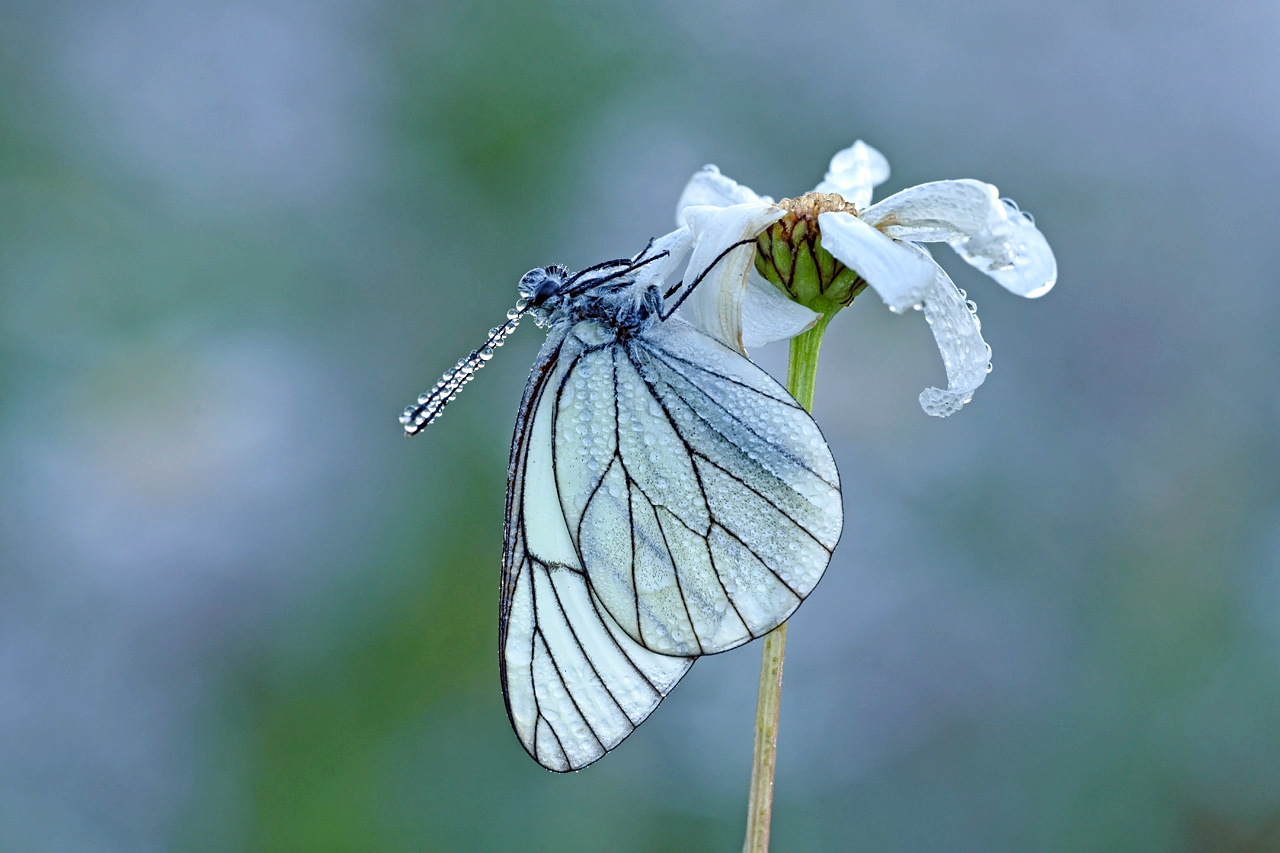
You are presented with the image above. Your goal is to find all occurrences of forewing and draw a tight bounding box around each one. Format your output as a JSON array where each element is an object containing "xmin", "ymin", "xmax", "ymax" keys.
[
  {"xmin": 500, "ymin": 328, "xmax": 694, "ymax": 773},
  {"xmin": 562, "ymin": 317, "xmax": 843, "ymax": 656}
]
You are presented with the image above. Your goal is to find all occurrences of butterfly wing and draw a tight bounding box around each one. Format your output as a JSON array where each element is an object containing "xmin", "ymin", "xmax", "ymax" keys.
[
  {"xmin": 500, "ymin": 328, "xmax": 694, "ymax": 773},
  {"xmin": 501, "ymin": 314, "xmax": 843, "ymax": 770},
  {"xmin": 555, "ymin": 317, "xmax": 843, "ymax": 657}
]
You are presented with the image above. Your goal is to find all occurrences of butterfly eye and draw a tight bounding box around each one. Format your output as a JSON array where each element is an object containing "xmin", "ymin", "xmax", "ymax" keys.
[{"xmin": 518, "ymin": 265, "xmax": 568, "ymax": 306}]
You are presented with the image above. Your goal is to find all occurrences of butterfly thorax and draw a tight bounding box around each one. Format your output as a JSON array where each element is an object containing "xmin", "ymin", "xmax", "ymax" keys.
[{"xmin": 522, "ymin": 265, "xmax": 664, "ymax": 335}]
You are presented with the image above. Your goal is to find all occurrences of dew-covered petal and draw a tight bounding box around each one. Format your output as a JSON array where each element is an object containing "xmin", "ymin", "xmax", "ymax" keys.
[
  {"xmin": 676, "ymin": 164, "xmax": 765, "ymax": 225},
  {"xmin": 905, "ymin": 245, "xmax": 991, "ymax": 417},
  {"xmin": 812, "ymin": 140, "xmax": 889, "ymax": 209},
  {"xmin": 952, "ymin": 200, "xmax": 1056, "ymax": 298},
  {"xmin": 864, "ymin": 180, "xmax": 1057, "ymax": 298},
  {"xmin": 816, "ymin": 211, "xmax": 935, "ymax": 313},
  {"xmin": 863, "ymin": 179, "xmax": 1000, "ymax": 241},
  {"xmin": 740, "ymin": 266, "xmax": 821, "ymax": 349},
  {"xmin": 681, "ymin": 202, "xmax": 785, "ymax": 354}
]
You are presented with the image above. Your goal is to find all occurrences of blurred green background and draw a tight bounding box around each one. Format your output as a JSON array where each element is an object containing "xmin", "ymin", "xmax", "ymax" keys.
[{"xmin": 2, "ymin": 0, "xmax": 1278, "ymax": 850}]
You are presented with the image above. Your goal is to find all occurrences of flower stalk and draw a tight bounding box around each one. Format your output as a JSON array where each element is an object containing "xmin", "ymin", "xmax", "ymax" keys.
[{"xmin": 742, "ymin": 309, "xmax": 834, "ymax": 853}]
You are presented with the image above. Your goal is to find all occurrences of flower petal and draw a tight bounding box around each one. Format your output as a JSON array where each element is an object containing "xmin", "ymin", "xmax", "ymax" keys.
[
  {"xmin": 675, "ymin": 164, "xmax": 764, "ymax": 225},
  {"xmin": 816, "ymin": 211, "xmax": 936, "ymax": 313},
  {"xmin": 952, "ymin": 201, "xmax": 1056, "ymax": 298},
  {"xmin": 740, "ymin": 267, "xmax": 821, "ymax": 349},
  {"xmin": 864, "ymin": 180, "xmax": 1057, "ymax": 298},
  {"xmin": 682, "ymin": 202, "xmax": 786, "ymax": 353},
  {"xmin": 908, "ymin": 247, "xmax": 991, "ymax": 417},
  {"xmin": 812, "ymin": 140, "xmax": 889, "ymax": 209},
  {"xmin": 863, "ymin": 179, "xmax": 999, "ymax": 240}
]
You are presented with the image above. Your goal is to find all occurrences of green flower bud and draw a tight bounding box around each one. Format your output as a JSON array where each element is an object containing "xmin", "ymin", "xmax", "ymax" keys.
[{"xmin": 754, "ymin": 192, "xmax": 868, "ymax": 315}]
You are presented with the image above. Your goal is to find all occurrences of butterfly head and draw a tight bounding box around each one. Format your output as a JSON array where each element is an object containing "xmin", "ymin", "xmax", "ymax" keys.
[{"xmin": 519, "ymin": 265, "xmax": 570, "ymax": 308}]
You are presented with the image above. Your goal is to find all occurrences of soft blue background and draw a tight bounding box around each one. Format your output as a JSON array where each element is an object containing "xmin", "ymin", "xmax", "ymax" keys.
[{"xmin": 2, "ymin": 0, "xmax": 1277, "ymax": 850}]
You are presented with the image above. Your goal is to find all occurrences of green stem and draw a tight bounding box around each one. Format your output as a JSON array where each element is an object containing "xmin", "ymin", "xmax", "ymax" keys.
[
  {"xmin": 742, "ymin": 311, "xmax": 833, "ymax": 853},
  {"xmin": 784, "ymin": 312, "xmax": 831, "ymax": 411}
]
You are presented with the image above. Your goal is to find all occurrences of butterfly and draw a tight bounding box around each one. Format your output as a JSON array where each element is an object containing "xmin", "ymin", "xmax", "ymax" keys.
[{"xmin": 401, "ymin": 229, "xmax": 843, "ymax": 771}]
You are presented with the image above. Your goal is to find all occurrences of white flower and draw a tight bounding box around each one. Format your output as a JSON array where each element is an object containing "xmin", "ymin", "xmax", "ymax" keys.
[{"xmin": 672, "ymin": 141, "xmax": 1057, "ymax": 416}]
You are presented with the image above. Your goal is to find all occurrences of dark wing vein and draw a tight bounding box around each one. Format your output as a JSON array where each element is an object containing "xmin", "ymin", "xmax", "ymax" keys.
[
  {"xmin": 639, "ymin": 341, "xmax": 837, "ymax": 488},
  {"xmin": 533, "ymin": 625, "xmax": 605, "ymax": 753},
  {"xmin": 643, "ymin": 340, "xmax": 802, "ymax": 410},
  {"xmin": 581, "ymin": 586, "xmax": 666, "ymax": 701},
  {"xmin": 542, "ymin": 568, "xmax": 635, "ymax": 726},
  {"xmin": 621, "ymin": 347, "xmax": 770, "ymax": 638},
  {"xmin": 712, "ymin": 522, "xmax": 803, "ymax": 599},
  {"xmin": 550, "ymin": 346, "xmax": 595, "ymax": 555},
  {"xmin": 636, "ymin": 355, "xmax": 836, "ymax": 548},
  {"xmin": 624, "ymin": 350, "xmax": 758, "ymax": 635},
  {"xmin": 655, "ymin": 505, "xmax": 754, "ymax": 639},
  {"xmin": 693, "ymin": 453, "xmax": 832, "ymax": 554},
  {"xmin": 613, "ymin": 349, "xmax": 643, "ymax": 645},
  {"xmin": 650, "ymin": 491, "xmax": 704, "ymax": 653},
  {"xmin": 500, "ymin": 338, "xmax": 562, "ymax": 666}
]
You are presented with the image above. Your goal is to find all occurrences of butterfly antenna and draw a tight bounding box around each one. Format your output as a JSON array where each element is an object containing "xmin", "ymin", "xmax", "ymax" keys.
[
  {"xmin": 659, "ymin": 237, "xmax": 758, "ymax": 319},
  {"xmin": 400, "ymin": 298, "xmax": 529, "ymax": 436},
  {"xmin": 566, "ymin": 248, "xmax": 671, "ymax": 296},
  {"xmin": 562, "ymin": 236, "xmax": 660, "ymax": 289}
]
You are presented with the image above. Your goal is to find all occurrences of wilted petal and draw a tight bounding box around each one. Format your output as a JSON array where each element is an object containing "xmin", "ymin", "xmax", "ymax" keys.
[
  {"xmin": 741, "ymin": 267, "xmax": 821, "ymax": 349},
  {"xmin": 813, "ymin": 140, "xmax": 889, "ymax": 209},
  {"xmin": 816, "ymin": 211, "xmax": 935, "ymax": 312},
  {"xmin": 676, "ymin": 165, "xmax": 764, "ymax": 225},
  {"xmin": 907, "ymin": 247, "xmax": 991, "ymax": 417},
  {"xmin": 682, "ymin": 202, "xmax": 786, "ymax": 353},
  {"xmin": 865, "ymin": 180, "xmax": 1056, "ymax": 298}
]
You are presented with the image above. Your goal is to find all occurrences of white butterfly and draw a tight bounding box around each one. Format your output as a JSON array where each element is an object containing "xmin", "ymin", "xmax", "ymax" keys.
[{"xmin": 402, "ymin": 231, "xmax": 843, "ymax": 771}]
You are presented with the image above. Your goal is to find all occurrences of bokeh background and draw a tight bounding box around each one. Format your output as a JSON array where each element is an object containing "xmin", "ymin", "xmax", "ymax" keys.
[{"xmin": 2, "ymin": 0, "xmax": 1278, "ymax": 850}]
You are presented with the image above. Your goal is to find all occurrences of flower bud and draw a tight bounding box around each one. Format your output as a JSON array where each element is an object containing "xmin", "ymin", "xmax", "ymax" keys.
[{"xmin": 754, "ymin": 192, "xmax": 867, "ymax": 314}]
